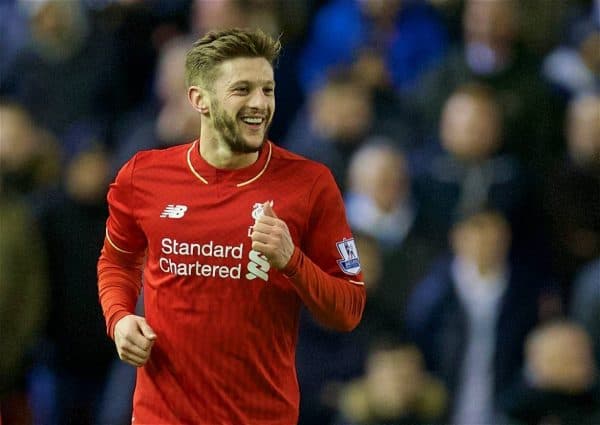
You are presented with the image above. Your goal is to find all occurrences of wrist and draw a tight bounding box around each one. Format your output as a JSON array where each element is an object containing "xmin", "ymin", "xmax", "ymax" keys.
[
  {"xmin": 110, "ymin": 311, "xmax": 134, "ymax": 340},
  {"xmin": 282, "ymin": 247, "xmax": 302, "ymax": 277}
]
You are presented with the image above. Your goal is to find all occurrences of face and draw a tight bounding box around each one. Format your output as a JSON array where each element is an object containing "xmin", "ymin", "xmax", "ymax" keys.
[
  {"xmin": 312, "ymin": 83, "xmax": 372, "ymax": 142},
  {"xmin": 207, "ymin": 57, "xmax": 275, "ymax": 153},
  {"xmin": 441, "ymin": 93, "xmax": 501, "ymax": 160},
  {"xmin": 453, "ymin": 213, "xmax": 511, "ymax": 272},
  {"xmin": 366, "ymin": 346, "xmax": 424, "ymax": 415},
  {"xmin": 0, "ymin": 107, "xmax": 37, "ymax": 172},
  {"xmin": 66, "ymin": 150, "xmax": 109, "ymax": 203},
  {"xmin": 463, "ymin": 0, "xmax": 517, "ymax": 47},
  {"xmin": 567, "ymin": 95, "xmax": 600, "ymax": 166},
  {"xmin": 352, "ymin": 148, "xmax": 408, "ymax": 211}
]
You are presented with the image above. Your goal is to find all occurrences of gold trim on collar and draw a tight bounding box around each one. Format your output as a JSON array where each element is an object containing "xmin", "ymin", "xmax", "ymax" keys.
[
  {"xmin": 186, "ymin": 140, "xmax": 272, "ymax": 187},
  {"xmin": 237, "ymin": 142, "xmax": 272, "ymax": 187},
  {"xmin": 187, "ymin": 141, "xmax": 209, "ymax": 184}
]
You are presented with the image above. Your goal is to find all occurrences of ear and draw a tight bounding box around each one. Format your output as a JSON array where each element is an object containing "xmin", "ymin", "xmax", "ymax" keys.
[{"xmin": 188, "ymin": 86, "xmax": 210, "ymax": 115}]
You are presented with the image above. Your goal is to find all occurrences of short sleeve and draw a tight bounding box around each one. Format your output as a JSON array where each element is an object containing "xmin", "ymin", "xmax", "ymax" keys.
[{"xmin": 105, "ymin": 155, "xmax": 147, "ymax": 254}]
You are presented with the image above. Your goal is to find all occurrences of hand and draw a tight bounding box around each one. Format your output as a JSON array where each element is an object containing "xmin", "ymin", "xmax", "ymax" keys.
[
  {"xmin": 251, "ymin": 201, "xmax": 294, "ymax": 269},
  {"xmin": 114, "ymin": 314, "xmax": 157, "ymax": 367}
]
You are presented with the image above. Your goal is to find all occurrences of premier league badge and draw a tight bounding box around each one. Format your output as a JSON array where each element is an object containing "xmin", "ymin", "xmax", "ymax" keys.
[{"xmin": 336, "ymin": 238, "xmax": 361, "ymax": 275}]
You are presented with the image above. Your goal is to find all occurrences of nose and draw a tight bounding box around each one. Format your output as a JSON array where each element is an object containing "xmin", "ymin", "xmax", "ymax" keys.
[{"xmin": 247, "ymin": 88, "xmax": 268, "ymax": 110}]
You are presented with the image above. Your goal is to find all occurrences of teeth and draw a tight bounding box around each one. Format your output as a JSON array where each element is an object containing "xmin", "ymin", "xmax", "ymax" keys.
[{"xmin": 242, "ymin": 117, "xmax": 263, "ymax": 124}]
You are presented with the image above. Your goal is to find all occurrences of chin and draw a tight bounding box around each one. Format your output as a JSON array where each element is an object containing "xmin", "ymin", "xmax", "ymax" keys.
[
  {"xmin": 244, "ymin": 133, "xmax": 268, "ymax": 148},
  {"xmin": 230, "ymin": 136, "xmax": 265, "ymax": 154}
]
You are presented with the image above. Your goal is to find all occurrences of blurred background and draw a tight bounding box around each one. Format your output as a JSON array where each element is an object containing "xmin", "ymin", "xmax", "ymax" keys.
[{"xmin": 1, "ymin": 0, "xmax": 599, "ymax": 424}]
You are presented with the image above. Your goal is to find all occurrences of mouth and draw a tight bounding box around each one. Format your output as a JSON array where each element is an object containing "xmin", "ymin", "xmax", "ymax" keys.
[{"xmin": 240, "ymin": 116, "xmax": 266, "ymax": 131}]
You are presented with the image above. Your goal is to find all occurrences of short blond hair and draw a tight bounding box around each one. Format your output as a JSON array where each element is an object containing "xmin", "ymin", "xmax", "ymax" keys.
[{"xmin": 185, "ymin": 28, "xmax": 281, "ymax": 89}]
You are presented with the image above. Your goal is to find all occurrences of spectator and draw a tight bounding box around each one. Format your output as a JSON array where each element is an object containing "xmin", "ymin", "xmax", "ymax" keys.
[
  {"xmin": 112, "ymin": 36, "xmax": 199, "ymax": 171},
  {"xmin": 1, "ymin": 0, "xmax": 125, "ymax": 150},
  {"xmin": 542, "ymin": 0, "xmax": 600, "ymax": 98},
  {"xmin": 0, "ymin": 101, "xmax": 60, "ymax": 200},
  {"xmin": 346, "ymin": 141, "xmax": 415, "ymax": 249},
  {"xmin": 345, "ymin": 141, "xmax": 441, "ymax": 339},
  {"xmin": 570, "ymin": 258, "xmax": 600, "ymax": 368},
  {"xmin": 0, "ymin": 102, "xmax": 49, "ymax": 425},
  {"xmin": 542, "ymin": 94, "xmax": 600, "ymax": 294},
  {"xmin": 38, "ymin": 147, "xmax": 116, "ymax": 424},
  {"xmin": 296, "ymin": 313, "xmax": 366, "ymax": 425},
  {"xmin": 336, "ymin": 343, "xmax": 447, "ymax": 425},
  {"xmin": 0, "ymin": 0, "xmax": 30, "ymax": 82},
  {"xmin": 406, "ymin": 209, "xmax": 559, "ymax": 424},
  {"xmin": 284, "ymin": 72, "xmax": 375, "ymax": 189},
  {"xmin": 412, "ymin": 0, "xmax": 564, "ymax": 171},
  {"xmin": 298, "ymin": 0, "xmax": 448, "ymax": 94},
  {"xmin": 412, "ymin": 83, "xmax": 528, "ymax": 244},
  {"xmin": 500, "ymin": 320, "xmax": 600, "ymax": 425}
]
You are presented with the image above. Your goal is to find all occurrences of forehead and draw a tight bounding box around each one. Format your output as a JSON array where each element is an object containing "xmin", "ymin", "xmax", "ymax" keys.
[
  {"xmin": 445, "ymin": 93, "xmax": 496, "ymax": 116},
  {"xmin": 214, "ymin": 57, "xmax": 274, "ymax": 87}
]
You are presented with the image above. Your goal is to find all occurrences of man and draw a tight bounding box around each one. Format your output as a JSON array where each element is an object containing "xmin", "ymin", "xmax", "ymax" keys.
[
  {"xmin": 97, "ymin": 28, "xmax": 366, "ymax": 424},
  {"xmin": 406, "ymin": 209, "xmax": 558, "ymax": 424}
]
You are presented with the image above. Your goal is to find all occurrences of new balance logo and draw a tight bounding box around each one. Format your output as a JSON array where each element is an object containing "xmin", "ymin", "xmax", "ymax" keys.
[{"xmin": 160, "ymin": 204, "xmax": 188, "ymax": 219}]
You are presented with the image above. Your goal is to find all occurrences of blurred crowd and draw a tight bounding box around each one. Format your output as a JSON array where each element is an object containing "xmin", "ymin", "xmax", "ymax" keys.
[{"xmin": 1, "ymin": 0, "xmax": 599, "ymax": 424}]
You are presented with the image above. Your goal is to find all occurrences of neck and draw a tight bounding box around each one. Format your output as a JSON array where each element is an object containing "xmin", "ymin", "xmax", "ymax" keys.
[
  {"xmin": 199, "ymin": 128, "xmax": 259, "ymax": 170},
  {"xmin": 475, "ymin": 261, "xmax": 505, "ymax": 280}
]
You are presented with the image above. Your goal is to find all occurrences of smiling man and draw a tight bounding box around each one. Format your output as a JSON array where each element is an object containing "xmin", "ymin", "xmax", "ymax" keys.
[{"xmin": 97, "ymin": 28, "xmax": 366, "ymax": 424}]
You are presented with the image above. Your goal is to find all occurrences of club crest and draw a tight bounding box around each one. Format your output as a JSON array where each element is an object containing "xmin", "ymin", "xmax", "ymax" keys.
[{"xmin": 252, "ymin": 203, "xmax": 265, "ymax": 220}]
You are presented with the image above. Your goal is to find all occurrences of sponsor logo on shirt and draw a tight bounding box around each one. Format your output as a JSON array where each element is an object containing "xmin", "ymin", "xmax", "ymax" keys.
[
  {"xmin": 157, "ymin": 201, "xmax": 273, "ymax": 282},
  {"xmin": 159, "ymin": 238, "xmax": 244, "ymax": 278},
  {"xmin": 160, "ymin": 204, "xmax": 188, "ymax": 219},
  {"xmin": 336, "ymin": 238, "xmax": 361, "ymax": 275}
]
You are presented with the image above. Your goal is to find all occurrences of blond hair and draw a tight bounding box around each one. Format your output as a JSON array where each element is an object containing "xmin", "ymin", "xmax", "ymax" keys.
[{"xmin": 185, "ymin": 28, "xmax": 281, "ymax": 89}]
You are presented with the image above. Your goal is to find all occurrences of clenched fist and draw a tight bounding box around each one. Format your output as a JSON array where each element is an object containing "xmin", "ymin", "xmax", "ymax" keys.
[
  {"xmin": 114, "ymin": 314, "xmax": 157, "ymax": 367},
  {"xmin": 251, "ymin": 201, "xmax": 294, "ymax": 269}
]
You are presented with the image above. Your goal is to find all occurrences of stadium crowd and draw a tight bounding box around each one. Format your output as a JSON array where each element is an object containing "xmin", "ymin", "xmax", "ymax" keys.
[{"xmin": 0, "ymin": 0, "xmax": 599, "ymax": 424}]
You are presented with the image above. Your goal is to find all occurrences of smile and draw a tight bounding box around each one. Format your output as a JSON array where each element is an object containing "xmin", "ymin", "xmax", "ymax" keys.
[{"xmin": 241, "ymin": 116, "xmax": 264, "ymax": 125}]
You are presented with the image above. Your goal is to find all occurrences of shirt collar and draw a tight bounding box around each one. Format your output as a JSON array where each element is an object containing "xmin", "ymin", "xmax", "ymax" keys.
[
  {"xmin": 451, "ymin": 257, "xmax": 508, "ymax": 316},
  {"xmin": 186, "ymin": 139, "xmax": 272, "ymax": 187}
]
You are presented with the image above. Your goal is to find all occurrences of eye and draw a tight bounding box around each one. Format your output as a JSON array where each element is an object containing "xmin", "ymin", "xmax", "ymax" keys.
[
  {"xmin": 263, "ymin": 87, "xmax": 274, "ymax": 96},
  {"xmin": 233, "ymin": 86, "xmax": 249, "ymax": 95}
]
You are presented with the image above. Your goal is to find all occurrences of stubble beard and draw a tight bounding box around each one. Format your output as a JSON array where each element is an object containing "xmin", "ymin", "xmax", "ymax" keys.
[{"xmin": 211, "ymin": 100, "xmax": 271, "ymax": 154}]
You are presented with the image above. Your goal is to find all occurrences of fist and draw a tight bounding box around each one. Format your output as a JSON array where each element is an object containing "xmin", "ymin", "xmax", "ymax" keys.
[
  {"xmin": 114, "ymin": 314, "xmax": 157, "ymax": 367},
  {"xmin": 251, "ymin": 201, "xmax": 294, "ymax": 269}
]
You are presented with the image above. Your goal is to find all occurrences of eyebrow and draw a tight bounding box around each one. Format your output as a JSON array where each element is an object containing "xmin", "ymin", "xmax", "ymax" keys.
[{"xmin": 229, "ymin": 80, "xmax": 275, "ymax": 87}]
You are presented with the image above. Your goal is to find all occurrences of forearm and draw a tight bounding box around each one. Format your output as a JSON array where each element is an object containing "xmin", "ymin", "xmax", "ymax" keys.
[
  {"xmin": 97, "ymin": 240, "xmax": 144, "ymax": 339},
  {"xmin": 282, "ymin": 247, "xmax": 366, "ymax": 331}
]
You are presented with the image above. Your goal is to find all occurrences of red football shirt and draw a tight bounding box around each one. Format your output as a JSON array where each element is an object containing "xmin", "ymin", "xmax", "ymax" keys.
[{"xmin": 98, "ymin": 140, "xmax": 366, "ymax": 424}]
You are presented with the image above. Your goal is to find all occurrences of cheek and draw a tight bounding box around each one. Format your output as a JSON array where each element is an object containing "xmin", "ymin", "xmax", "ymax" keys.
[{"xmin": 267, "ymin": 100, "xmax": 275, "ymax": 118}]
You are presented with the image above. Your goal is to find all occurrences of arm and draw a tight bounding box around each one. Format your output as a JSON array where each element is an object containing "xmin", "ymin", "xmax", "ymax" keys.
[
  {"xmin": 281, "ymin": 246, "xmax": 365, "ymax": 331},
  {"xmin": 251, "ymin": 171, "xmax": 366, "ymax": 332},
  {"xmin": 97, "ymin": 155, "xmax": 156, "ymax": 366},
  {"xmin": 97, "ymin": 236, "xmax": 144, "ymax": 339}
]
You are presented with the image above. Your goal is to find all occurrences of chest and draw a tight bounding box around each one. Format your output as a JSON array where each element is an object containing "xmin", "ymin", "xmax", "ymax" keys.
[
  {"xmin": 133, "ymin": 171, "xmax": 310, "ymax": 285},
  {"xmin": 140, "ymin": 178, "xmax": 304, "ymax": 243}
]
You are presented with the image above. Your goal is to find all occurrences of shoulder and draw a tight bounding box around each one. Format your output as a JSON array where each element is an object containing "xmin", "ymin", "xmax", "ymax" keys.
[
  {"xmin": 269, "ymin": 142, "xmax": 333, "ymax": 180},
  {"xmin": 116, "ymin": 142, "xmax": 193, "ymax": 181},
  {"xmin": 129, "ymin": 142, "xmax": 191, "ymax": 169}
]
